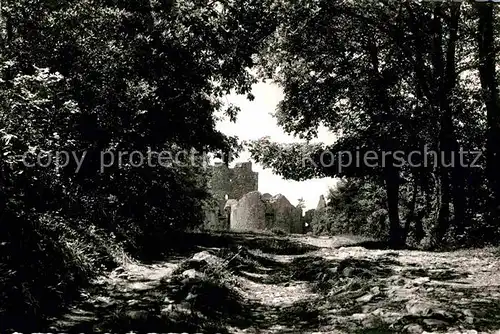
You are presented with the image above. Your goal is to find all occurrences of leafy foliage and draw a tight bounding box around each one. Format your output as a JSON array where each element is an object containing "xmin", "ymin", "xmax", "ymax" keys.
[
  {"xmin": 0, "ymin": 0, "xmax": 277, "ymax": 329},
  {"xmin": 312, "ymin": 179, "xmax": 388, "ymax": 239},
  {"xmin": 249, "ymin": 1, "xmax": 499, "ymax": 248}
]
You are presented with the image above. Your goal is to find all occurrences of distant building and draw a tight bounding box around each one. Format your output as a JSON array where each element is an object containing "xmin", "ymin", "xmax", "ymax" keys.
[
  {"xmin": 203, "ymin": 161, "xmax": 303, "ymax": 234},
  {"xmin": 205, "ymin": 162, "xmax": 258, "ymax": 230},
  {"xmin": 227, "ymin": 191, "xmax": 303, "ymax": 234}
]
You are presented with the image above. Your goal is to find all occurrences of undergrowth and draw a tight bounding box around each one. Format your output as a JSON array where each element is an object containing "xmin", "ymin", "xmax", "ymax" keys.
[{"xmin": 0, "ymin": 212, "xmax": 125, "ymax": 332}]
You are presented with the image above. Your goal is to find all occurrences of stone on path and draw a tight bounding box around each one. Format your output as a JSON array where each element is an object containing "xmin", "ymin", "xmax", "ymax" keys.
[{"xmin": 403, "ymin": 323, "xmax": 424, "ymax": 334}]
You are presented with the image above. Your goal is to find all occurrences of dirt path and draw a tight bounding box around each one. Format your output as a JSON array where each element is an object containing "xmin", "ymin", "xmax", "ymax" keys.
[
  {"xmin": 49, "ymin": 260, "xmax": 180, "ymax": 331},
  {"xmin": 48, "ymin": 233, "xmax": 500, "ymax": 334}
]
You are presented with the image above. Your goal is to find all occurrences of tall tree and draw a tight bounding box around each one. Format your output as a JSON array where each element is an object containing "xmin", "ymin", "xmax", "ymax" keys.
[
  {"xmin": 250, "ymin": 0, "xmax": 482, "ymax": 247},
  {"xmin": 0, "ymin": 0, "xmax": 277, "ymax": 237},
  {"xmin": 0, "ymin": 0, "xmax": 279, "ymax": 329},
  {"xmin": 475, "ymin": 2, "xmax": 500, "ymax": 228}
]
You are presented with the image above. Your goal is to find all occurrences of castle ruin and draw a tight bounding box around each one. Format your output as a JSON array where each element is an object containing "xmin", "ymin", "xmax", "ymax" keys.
[
  {"xmin": 227, "ymin": 191, "xmax": 303, "ymax": 233},
  {"xmin": 204, "ymin": 161, "xmax": 303, "ymax": 234},
  {"xmin": 205, "ymin": 162, "xmax": 258, "ymax": 230}
]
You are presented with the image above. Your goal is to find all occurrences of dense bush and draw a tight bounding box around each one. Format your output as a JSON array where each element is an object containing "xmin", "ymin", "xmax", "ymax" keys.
[
  {"xmin": 0, "ymin": 0, "xmax": 276, "ymax": 329},
  {"xmin": 311, "ymin": 178, "xmax": 389, "ymax": 240},
  {"xmin": 0, "ymin": 211, "xmax": 125, "ymax": 331},
  {"xmin": 310, "ymin": 174, "xmax": 495, "ymax": 249},
  {"xmin": 311, "ymin": 177, "xmax": 434, "ymax": 247}
]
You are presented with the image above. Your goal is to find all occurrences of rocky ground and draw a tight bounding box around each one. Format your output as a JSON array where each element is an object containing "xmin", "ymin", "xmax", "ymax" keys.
[{"xmin": 48, "ymin": 232, "xmax": 500, "ymax": 333}]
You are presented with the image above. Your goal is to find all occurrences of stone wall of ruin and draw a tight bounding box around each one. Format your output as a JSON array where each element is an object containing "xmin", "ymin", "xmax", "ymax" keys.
[
  {"xmin": 228, "ymin": 191, "xmax": 303, "ymax": 233},
  {"xmin": 230, "ymin": 162, "xmax": 259, "ymax": 200},
  {"xmin": 205, "ymin": 162, "xmax": 306, "ymax": 234},
  {"xmin": 208, "ymin": 162, "xmax": 232, "ymax": 214},
  {"xmin": 230, "ymin": 191, "xmax": 266, "ymax": 231},
  {"xmin": 204, "ymin": 162, "xmax": 258, "ymax": 230},
  {"xmin": 208, "ymin": 162, "xmax": 258, "ymax": 212}
]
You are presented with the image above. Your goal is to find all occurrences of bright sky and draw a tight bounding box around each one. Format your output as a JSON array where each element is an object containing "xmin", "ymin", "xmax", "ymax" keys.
[{"xmin": 216, "ymin": 80, "xmax": 339, "ymax": 211}]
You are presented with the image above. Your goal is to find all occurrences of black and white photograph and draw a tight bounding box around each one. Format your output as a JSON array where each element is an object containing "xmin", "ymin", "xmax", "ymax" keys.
[{"xmin": 1, "ymin": 0, "xmax": 500, "ymax": 333}]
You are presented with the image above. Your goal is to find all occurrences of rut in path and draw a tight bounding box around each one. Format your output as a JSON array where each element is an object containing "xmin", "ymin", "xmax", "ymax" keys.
[{"xmin": 49, "ymin": 233, "xmax": 500, "ymax": 334}]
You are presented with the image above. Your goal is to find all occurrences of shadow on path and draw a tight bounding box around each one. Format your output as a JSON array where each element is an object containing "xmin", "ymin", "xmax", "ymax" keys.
[{"xmin": 48, "ymin": 233, "xmax": 500, "ymax": 333}]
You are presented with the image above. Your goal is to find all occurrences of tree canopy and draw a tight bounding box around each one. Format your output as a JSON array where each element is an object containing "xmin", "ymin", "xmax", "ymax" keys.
[{"xmin": 249, "ymin": 0, "xmax": 498, "ymax": 248}]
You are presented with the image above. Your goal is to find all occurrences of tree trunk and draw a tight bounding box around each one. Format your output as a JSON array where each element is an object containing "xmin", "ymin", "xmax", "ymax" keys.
[
  {"xmin": 436, "ymin": 166, "xmax": 451, "ymax": 243},
  {"xmin": 363, "ymin": 33, "xmax": 403, "ymax": 248},
  {"xmin": 446, "ymin": 4, "xmax": 467, "ymax": 236},
  {"xmin": 384, "ymin": 161, "xmax": 402, "ymax": 248},
  {"xmin": 476, "ymin": 3, "xmax": 500, "ymax": 225},
  {"xmin": 402, "ymin": 176, "xmax": 418, "ymax": 246},
  {"xmin": 451, "ymin": 158, "xmax": 467, "ymax": 238},
  {"xmin": 432, "ymin": 3, "xmax": 464, "ymax": 244},
  {"xmin": 433, "ymin": 5, "xmax": 450, "ymax": 244},
  {"xmin": 0, "ymin": 161, "xmax": 6, "ymax": 216}
]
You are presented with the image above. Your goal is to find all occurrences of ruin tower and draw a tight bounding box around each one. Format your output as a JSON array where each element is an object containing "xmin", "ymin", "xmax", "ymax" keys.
[
  {"xmin": 208, "ymin": 162, "xmax": 232, "ymax": 214},
  {"xmin": 229, "ymin": 162, "xmax": 259, "ymax": 200},
  {"xmin": 209, "ymin": 161, "xmax": 258, "ymax": 206},
  {"xmin": 316, "ymin": 195, "xmax": 327, "ymax": 210},
  {"xmin": 205, "ymin": 161, "xmax": 259, "ymax": 230}
]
